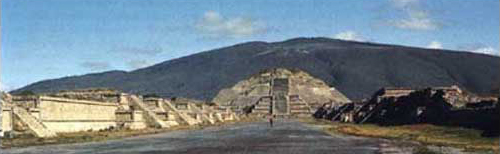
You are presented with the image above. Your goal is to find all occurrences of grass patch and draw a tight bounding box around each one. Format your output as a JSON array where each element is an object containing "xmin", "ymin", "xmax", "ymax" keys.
[
  {"xmin": 1, "ymin": 116, "xmax": 260, "ymax": 148},
  {"xmin": 300, "ymin": 118, "xmax": 499, "ymax": 153}
]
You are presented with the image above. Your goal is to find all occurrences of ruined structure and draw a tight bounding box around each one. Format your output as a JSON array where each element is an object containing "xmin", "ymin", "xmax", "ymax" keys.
[
  {"xmin": 373, "ymin": 85, "xmax": 483, "ymax": 107},
  {"xmin": 314, "ymin": 85, "xmax": 499, "ymax": 136},
  {"xmin": 0, "ymin": 89, "xmax": 238, "ymax": 138},
  {"xmin": 213, "ymin": 68, "xmax": 351, "ymax": 117},
  {"xmin": 321, "ymin": 85, "xmax": 479, "ymax": 124}
]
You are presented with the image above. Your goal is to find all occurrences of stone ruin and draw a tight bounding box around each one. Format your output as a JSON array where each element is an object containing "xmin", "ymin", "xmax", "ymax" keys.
[
  {"xmin": 372, "ymin": 85, "xmax": 489, "ymax": 108},
  {"xmin": 314, "ymin": 85, "xmax": 499, "ymax": 137},
  {"xmin": 212, "ymin": 68, "xmax": 351, "ymax": 117},
  {"xmin": 0, "ymin": 89, "xmax": 239, "ymax": 138},
  {"xmin": 47, "ymin": 88, "xmax": 122, "ymax": 102}
]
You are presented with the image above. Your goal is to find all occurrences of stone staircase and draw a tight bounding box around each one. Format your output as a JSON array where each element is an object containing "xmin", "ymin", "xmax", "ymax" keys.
[
  {"xmin": 289, "ymin": 95, "xmax": 313, "ymax": 117},
  {"xmin": 272, "ymin": 78, "xmax": 290, "ymax": 115},
  {"xmin": 252, "ymin": 96, "xmax": 272, "ymax": 115},
  {"xmin": 12, "ymin": 107, "xmax": 57, "ymax": 138},
  {"xmin": 188, "ymin": 104, "xmax": 215, "ymax": 124},
  {"xmin": 274, "ymin": 95, "xmax": 288, "ymax": 114},
  {"xmin": 128, "ymin": 95, "xmax": 170, "ymax": 128},
  {"xmin": 143, "ymin": 102, "xmax": 178, "ymax": 126},
  {"xmin": 162, "ymin": 101, "xmax": 199, "ymax": 125},
  {"xmin": 143, "ymin": 103, "xmax": 158, "ymax": 113}
]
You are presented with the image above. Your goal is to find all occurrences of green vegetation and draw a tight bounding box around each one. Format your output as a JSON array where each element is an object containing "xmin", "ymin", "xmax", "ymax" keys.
[
  {"xmin": 301, "ymin": 118, "xmax": 499, "ymax": 152},
  {"xmin": 18, "ymin": 90, "xmax": 35, "ymax": 96}
]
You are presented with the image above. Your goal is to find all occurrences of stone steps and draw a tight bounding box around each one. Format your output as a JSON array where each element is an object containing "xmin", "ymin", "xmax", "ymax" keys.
[
  {"xmin": 257, "ymin": 102, "xmax": 271, "ymax": 106},
  {"xmin": 252, "ymin": 110, "xmax": 270, "ymax": 114},
  {"xmin": 129, "ymin": 95, "xmax": 170, "ymax": 128},
  {"xmin": 288, "ymin": 97, "xmax": 313, "ymax": 115},
  {"xmin": 253, "ymin": 108, "xmax": 270, "ymax": 111},
  {"xmin": 290, "ymin": 110, "xmax": 310, "ymax": 114},
  {"xmin": 162, "ymin": 101, "xmax": 199, "ymax": 125},
  {"xmin": 254, "ymin": 106, "xmax": 270, "ymax": 110},
  {"xmin": 188, "ymin": 104, "xmax": 216, "ymax": 124},
  {"xmin": 289, "ymin": 105, "xmax": 309, "ymax": 109},
  {"xmin": 12, "ymin": 107, "xmax": 57, "ymax": 138},
  {"xmin": 252, "ymin": 99, "xmax": 271, "ymax": 114},
  {"xmin": 253, "ymin": 96, "xmax": 272, "ymax": 114}
]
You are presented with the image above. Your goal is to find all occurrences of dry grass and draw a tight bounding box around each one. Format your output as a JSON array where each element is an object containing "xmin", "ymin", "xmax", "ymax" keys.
[
  {"xmin": 1, "ymin": 116, "xmax": 260, "ymax": 148},
  {"xmin": 300, "ymin": 118, "xmax": 499, "ymax": 153}
]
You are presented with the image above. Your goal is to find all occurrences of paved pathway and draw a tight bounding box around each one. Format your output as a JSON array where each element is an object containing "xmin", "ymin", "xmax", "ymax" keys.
[{"xmin": 1, "ymin": 120, "xmax": 403, "ymax": 154}]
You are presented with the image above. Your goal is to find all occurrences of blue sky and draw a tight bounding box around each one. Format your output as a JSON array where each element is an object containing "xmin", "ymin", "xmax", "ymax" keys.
[{"xmin": 1, "ymin": 0, "xmax": 499, "ymax": 91}]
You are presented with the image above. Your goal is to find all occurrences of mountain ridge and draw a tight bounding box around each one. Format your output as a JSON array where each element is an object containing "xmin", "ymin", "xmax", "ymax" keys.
[{"xmin": 12, "ymin": 37, "xmax": 500, "ymax": 100}]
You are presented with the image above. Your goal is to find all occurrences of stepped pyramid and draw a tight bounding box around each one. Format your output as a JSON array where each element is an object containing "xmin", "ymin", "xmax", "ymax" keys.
[{"xmin": 212, "ymin": 68, "xmax": 351, "ymax": 117}]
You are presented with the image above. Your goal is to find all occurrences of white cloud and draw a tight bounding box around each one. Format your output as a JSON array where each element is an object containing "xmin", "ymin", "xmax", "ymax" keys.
[
  {"xmin": 333, "ymin": 31, "xmax": 367, "ymax": 42},
  {"xmin": 471, "ymin": 47, "xmax": 498, "ymax": 56},
  {"xmin": 457, "ymin": 43, "xmax": 499, "ymax": 56},
  {"xmin": 80, "ymin": 61, "xmax": 112, "ymax": 71},
  {"xmin": 126, "ymin": 60, "xmax": 152, "ymax": 70},
  {"xmin": 389, "ymin": 0, "xmax": 440, "ymax": 30},
  {"xmin": 427, "ymin": 41, "xmax": 443, "ymax": 49},
  {"xmin": 391, "ymin": 15, "xmax": 439, "ymax": 30},
  {"xmin": 195, "ymin": 11, "xmax": 266, "ymax": 38}
]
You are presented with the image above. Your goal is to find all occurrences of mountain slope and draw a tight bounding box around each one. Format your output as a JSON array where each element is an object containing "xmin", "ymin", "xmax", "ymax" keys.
[{"xmin": 12, "ymin": 37, "xmax": 500, "ymax": 100}]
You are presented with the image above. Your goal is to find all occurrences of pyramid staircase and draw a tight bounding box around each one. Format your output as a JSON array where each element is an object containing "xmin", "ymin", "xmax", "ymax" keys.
[
  {"xmin": 272, "ymin": 78, "xmax": 290, "ymax": 115},
  {"xmin": 12, "ymin": 107, "xmax": 57, "ymax": 138}
]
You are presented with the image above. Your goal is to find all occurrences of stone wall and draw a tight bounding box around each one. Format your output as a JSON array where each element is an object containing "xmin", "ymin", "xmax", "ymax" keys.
[
  {"xmin": 1, "ymin": 107, "xmax": 13, "ymax": 133},
  {"xmin": 37, "ymin": 96, "xmax": 119, "ymax": 133},
  {"xmin": 2, "ymin": 92, "xmax": 239, "ymax": 137}
]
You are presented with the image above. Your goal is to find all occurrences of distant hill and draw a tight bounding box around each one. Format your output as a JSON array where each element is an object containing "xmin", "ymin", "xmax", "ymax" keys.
[{"xmin": 12, "ymin": 37, "xmax": 500, "ymax": 101}]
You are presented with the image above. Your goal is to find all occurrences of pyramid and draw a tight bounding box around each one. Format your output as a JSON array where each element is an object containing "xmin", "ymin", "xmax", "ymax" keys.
[{"xmin": 212, "ymin": 68, "xmax": 351, "ymax": 117}]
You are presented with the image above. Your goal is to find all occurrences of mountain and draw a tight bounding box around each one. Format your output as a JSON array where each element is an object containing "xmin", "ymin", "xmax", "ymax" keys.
[{"xmin": 12, "ymin": 37, "xmax": 500, "ymax": 101}]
